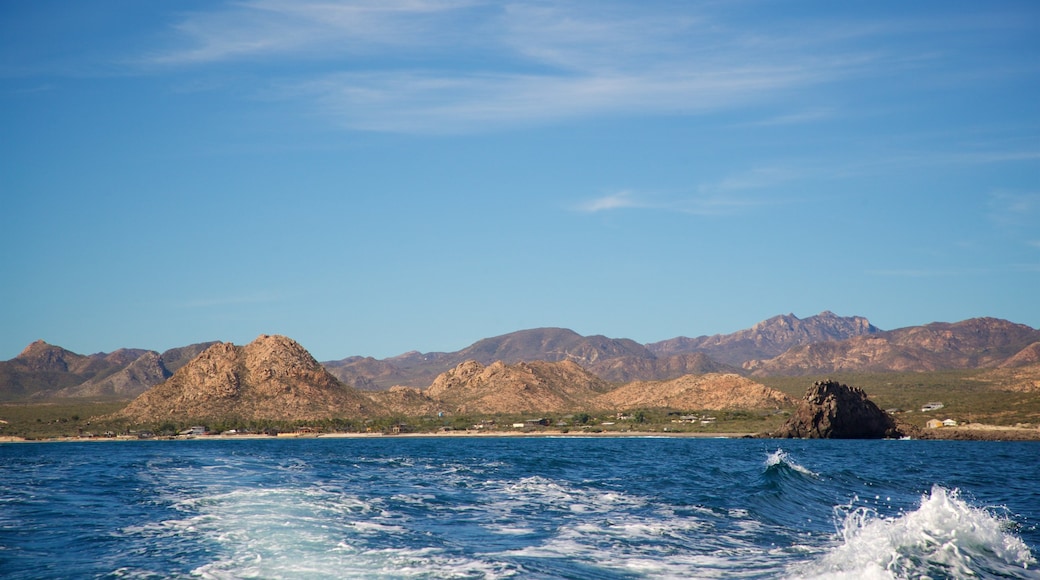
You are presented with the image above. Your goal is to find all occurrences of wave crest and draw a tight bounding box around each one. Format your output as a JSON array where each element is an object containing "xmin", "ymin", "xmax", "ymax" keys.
[
  {"xmin": 797, "ymin": 485, "xmax": 1036, "ymax": 579},
  {"xmin": 765, "ymin": 449, "xmax": 819, "ymax": 478}
]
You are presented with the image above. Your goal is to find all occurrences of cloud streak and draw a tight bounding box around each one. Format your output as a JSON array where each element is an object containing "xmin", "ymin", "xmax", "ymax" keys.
[{"xmin": 139, "ymin": 1, "xmax": 889, "ymax": 133}]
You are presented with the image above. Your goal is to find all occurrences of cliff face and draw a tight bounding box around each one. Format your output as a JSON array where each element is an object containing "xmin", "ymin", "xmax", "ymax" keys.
[
  {"xmin": 116, "ymin": 335, "xmax": 379, "ymax": 424},
  {"xmin": 771, "ymin": 380, "xmax": 902, "ymax": 439}
]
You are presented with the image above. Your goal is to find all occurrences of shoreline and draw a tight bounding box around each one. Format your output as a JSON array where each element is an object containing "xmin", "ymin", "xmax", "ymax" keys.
[{"xmin": 3, "ymin": 425, "xmax": 1039, "ymax": 444}]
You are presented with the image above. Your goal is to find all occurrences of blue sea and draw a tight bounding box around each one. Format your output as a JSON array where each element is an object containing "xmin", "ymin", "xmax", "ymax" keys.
[{"xmin": 1, "ymin": 437, "xmax": 1037, "ymax": 579}]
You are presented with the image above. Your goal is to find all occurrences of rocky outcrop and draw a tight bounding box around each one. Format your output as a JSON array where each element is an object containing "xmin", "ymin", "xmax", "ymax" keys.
[
  {"xmin": 115, "ymin": 335, "xmax": 381, "ymax": 424},
  {"xmin": 771, "ymin": 380, "xmax": 903, "ymax": 439},
  {"xmin": 596, "ymin": 373, "xmax": 792, "ymax": 411}
]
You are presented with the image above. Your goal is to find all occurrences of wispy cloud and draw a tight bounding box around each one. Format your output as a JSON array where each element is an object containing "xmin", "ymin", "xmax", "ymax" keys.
[
  {"xmin": 575, "ymin": 190, "xmax": 771, "ymax": 216},
  {"xmin": 576, "ymin": 191, "xmax": 648, "ymax": 213},
  {"xmin": 740, "ymin": 108, "xmax": 836, "ymax": 127},
  {"xmin": 137, "ymin": 1, "xmax": 889, "ymax": 133},
  {"xmin": 988, "ymin": 191, "xmax": 1040, "ymax": 226},
  {"xmin": 144, "ymin": 0, "xmax": 478, "ymax": 65}
]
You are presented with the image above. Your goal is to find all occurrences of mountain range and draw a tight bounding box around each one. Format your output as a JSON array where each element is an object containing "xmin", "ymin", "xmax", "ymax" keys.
[
  {"xmin": 4, "ymin": 312, "xmax": 1040, "ymax": 404},
  {"xmin": 110, "ymin": 336, "xmax": 793, "ymax": 425}
]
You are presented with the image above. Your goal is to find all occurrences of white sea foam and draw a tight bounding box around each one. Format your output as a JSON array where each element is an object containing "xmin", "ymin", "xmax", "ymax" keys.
[
  {"xmin": 138, "ymin": 484, "xmax": 518, "ymax": 579},
  {"xmin": 766, "ymin": 449, "xmax": 819, "ymax": 478},
  {"xmin": 792, "ymin": 485, "xmax": 1037, "ymax": 579},
  {"xmin": 489, "ymin": 476, "xmax": 780, "ymax": 578}
]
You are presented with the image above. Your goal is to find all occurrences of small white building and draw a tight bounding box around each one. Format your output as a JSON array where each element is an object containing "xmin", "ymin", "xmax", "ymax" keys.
[
  {"xmin": 942, "ymin": 419, "xmax": 958, "ymax": 427},
  {"xmin": 921, "ymin": 402, "xmax": 945, "ymax": 412}
]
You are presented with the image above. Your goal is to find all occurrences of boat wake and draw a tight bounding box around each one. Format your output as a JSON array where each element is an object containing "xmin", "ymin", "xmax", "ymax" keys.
[{"xmin": 793, "ymin": 485, "xmax": 1037, "ymax": 579}]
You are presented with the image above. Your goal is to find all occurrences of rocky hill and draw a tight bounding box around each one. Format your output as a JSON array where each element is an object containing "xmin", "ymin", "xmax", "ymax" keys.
[
  {"xmin": 0, "ymin": 340, "xmax": 216, "ymax": 401},
  {"xmin": 595, "ymin": 373, "xmax": 792, "ymax": 411},
  {"xmin": 647, "ymin": 311, "xmax": 879, "ymax": 365},
  {"xmin": 585, "ymin": 352, "xmax": 738, "ymax": 383},
  {"xmin": 743, "ymin": 318, "xmax": 1040, "ymax": 376},
  {"xmin": 424, "ymin": 359, "xmax": 613, "ymax": 414},
  {"xmin": 366, "ymin": 386, "xmax": 449, "ymax": 416},
  {"xmin": 0, "ymin": 341, "xmax": 146, "ymax": 400},
  {"xmin": 53, "ymin": 342, "xmax": 216, "ymax": 399},
  {"xmin": 115, "ymin": 335, "xmax": 380, "ymax": 424}
]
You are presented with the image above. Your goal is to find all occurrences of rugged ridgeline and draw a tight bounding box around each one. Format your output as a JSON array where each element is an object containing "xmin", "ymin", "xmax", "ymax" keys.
[
  {"xmin": 6, "ymin": 313, "xmax": 1040, "ymax": 401},
  {"xmin": 0, "ymin": 340, "xmax": 214, "ymax": 401},
  {"xmin": 328, "ymin": 313, "xmax": 1039, "ymax": 390},
  {"xmin": 742, "ymin": 318, "xmax": 1040, "ymax": 376},
  {"xmin": 115, "ymin": 335, "xmax": 380, "ymax": 424},
  {"xmin": 646, "ymin": 311, "xmax": 880, "ymax": 365},
  {"xmin": 325, "ymin": 328, "xmax": 674, "ymax": 389},
  {"xmin": 325, "ymin": 325, "xmax": 766, "ymax": 389}
]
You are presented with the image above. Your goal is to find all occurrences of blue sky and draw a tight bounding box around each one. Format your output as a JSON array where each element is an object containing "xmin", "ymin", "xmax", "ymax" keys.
[{"xmin": 2, "ymin": 0, "xmax": 1038, "ymax": 361}]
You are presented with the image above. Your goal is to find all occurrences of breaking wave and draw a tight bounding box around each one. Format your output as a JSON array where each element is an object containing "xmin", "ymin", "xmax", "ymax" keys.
[
  {"xmin": 794, "ymin": 485, "xmax": 1037, "ymax": 579},
  {"xmin": 765, "ymin": 449, "xmax": 819, "ymax": 478}
]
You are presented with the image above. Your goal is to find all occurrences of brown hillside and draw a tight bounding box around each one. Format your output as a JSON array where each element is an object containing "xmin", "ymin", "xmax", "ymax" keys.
[
  {"xmin": 116, "ymin": 335, "xmax": 380, "ymax": 424},
  {"xmin": 426, "ymin": 360, "xmax": 611, "ymax": 414},
  {"xmin": 595, "ymin": 373, "xmax": 792, "ymax": 411},
  {"xmin": 585, "ymin": 352, "xmax": 736, "ymax": 383},
  {"xmin": 999, "ymin": 342, "xmax": 1040, "ymax": 368},
  {"xmin": 367, "ymin": 386, "xmax": 450, "ymax": 416},
  {"xmin": 973, "ymin": 361, "xmax": 1040, "ymax": 393},
  {"xmin": 54, "ymin": 351, "xmax": 169, "ymax": 398},
  {"xmin": 1, "ymin": 341, "xmax": 140, "ymax": 399}
]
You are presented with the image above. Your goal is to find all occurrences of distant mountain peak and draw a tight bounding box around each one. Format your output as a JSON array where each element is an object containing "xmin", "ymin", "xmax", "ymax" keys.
[
  {"xmin": 649, "ymin": 311, "xmax": 880, "ymax": 365},
  {"xmin": 18, "ymin": 339, "xmax": 60, "ymax": 358}
]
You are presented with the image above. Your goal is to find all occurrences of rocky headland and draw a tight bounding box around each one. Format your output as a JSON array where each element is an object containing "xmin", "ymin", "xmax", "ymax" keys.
[{"xmin": 770, "ymin": 380, "xmax": 906, "ymax": 439}]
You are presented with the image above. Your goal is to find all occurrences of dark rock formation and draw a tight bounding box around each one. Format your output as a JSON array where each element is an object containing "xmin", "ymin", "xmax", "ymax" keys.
[{"xmin": 772, "ymin": 380, "xmax": 903, "ymax": 439}]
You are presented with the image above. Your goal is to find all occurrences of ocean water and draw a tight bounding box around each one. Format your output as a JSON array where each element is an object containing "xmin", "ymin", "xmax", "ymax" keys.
[{"xmin": 0, "ymin": 437, "xmax": 1037, "ymax": 579}]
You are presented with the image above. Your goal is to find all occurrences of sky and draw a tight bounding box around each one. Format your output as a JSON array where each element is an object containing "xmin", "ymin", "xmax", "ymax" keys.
[{"xmin": 2, "ymin": 0, "xmax": 1038, "ymax": 362}]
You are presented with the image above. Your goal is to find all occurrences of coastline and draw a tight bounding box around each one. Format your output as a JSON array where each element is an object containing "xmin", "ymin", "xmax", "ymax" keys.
[{"xmin": 3, "ymin": 425, "xmax": 1039, "ymax": 444}]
